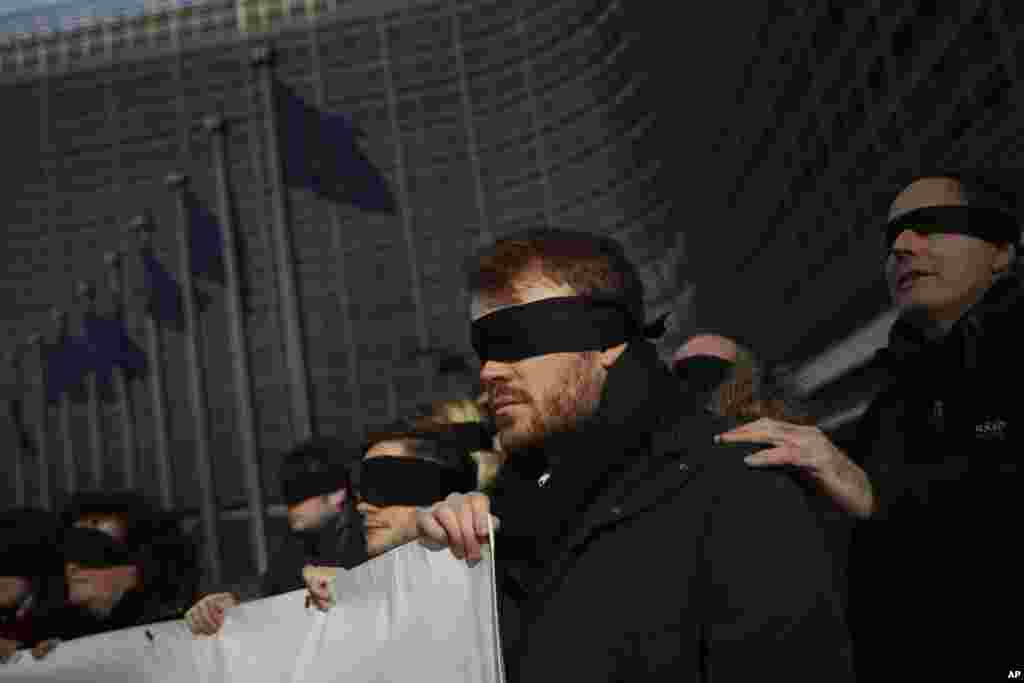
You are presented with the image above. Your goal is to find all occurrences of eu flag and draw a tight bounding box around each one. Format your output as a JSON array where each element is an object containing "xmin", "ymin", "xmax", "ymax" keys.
[
  {"xmin": 142, "ymin": 246, "xmax": 185, "ymax": 330},
  {"xmin": 81, "ymin": 312, "xmax": 147, "ymax": 399},
  {"xmin": 186, "ymin": 189, "xmax": 254, "ymax": 312},
  {"xmin": 276, "ymin": 80, "xmax": 397, "ymax": 213},
  {"xmin": 187, "ymin": 189, "xmax": 226, "ymax": 285},
  {"xmin": 44, "ymin": 335, "xmax": 90, "ymax": 403}
]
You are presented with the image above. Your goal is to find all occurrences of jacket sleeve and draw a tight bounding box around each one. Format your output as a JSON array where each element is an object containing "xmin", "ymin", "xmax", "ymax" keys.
[{"xmin": 700, "ymin": 453, "xmax": 856, "ymax": 682}]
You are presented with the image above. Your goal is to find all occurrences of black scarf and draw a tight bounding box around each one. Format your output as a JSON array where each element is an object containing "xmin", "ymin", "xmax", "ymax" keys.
[
  {"xmin": 490, "ymin": 340, "xmax": 678, "ymax": 566},
  {"xmin": 878, "ymin": 274, "xmax": 1024, "ymax": 376}
]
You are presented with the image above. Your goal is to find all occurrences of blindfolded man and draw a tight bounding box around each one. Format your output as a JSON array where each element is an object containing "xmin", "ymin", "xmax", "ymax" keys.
[
  {"xmin": 849, "ymin": 172, "xmax": 1020, "ymax": 680},
  {"xmin": 186, "ymin": 436, "xmax": 366, "ymax": 636},
  {"xmin": 418, "ymin": 227, "xmax": 855, "ymax": 682}
]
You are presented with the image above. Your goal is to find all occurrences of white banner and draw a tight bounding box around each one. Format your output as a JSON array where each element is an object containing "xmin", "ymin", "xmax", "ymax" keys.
[{"xmin": 1, "ymin": 541, "xmax": 503, "ymax": 683}]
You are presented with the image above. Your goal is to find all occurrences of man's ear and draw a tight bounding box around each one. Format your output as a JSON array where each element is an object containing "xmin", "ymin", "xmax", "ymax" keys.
[{"xmin": 598, "ymin": 342, "xmax": 629, "ymax": 368}]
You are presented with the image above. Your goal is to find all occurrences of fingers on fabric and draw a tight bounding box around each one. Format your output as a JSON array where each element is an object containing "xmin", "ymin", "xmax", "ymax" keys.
[
  {"xmin": 459, "ymin": 502, "xmax": 482, "ymax": 563},
  {"xmin": 0, "ymin": 639, "xmax": 18, "ymax": 662},
  {"xmin": 312, "ymin": 581, "xmax": 332, "ymax": 611},
  {"xmin": 416, "ymin": 505, "xmax": 450, "ymax": 549},
  {"xmin": 717, "ymin": 418, "xmax": 793, "ymax": 443},
  {"xmin": 187, "ymin": 593, "xmax": 233, "ymax": 635},
  {"xmin": 435, "ymin": 498, "xmax": 467, "ymax": 559},
  {"xmin": 31, "ymin": 640, "xmax": 58, "ymax": 660},
  {"xmin": 469, "ymin": 493, "xmax": 494, "ymax": 538},
  {"xmin": 742, "ymin": 446, "xmax": 795, "ymax": 466},
  {"xmin": 302, "ymin": 567, "xmax": 336, "ymax": 611},
  {"xmin": 415, "ymin": 493, "xmax": 494, "ymax": 563}
]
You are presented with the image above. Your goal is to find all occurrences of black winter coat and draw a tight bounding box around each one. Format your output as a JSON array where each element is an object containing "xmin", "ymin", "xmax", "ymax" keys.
[
  {"xmin": 490, "ymin": 341, "xmax": 855, "ymax": 682},
  {"xmin": 228, "ymin": 506, "xmax": 367, "ymax": 601},
  {"xmin": 848, "ymin": 276, "xmax": 1024, "ymax": 680}
]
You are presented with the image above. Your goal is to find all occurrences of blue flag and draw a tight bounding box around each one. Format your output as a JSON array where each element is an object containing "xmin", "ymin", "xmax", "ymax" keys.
[
  {"xmin": 187, "ymin": 189, "xmax": 226, "ymax": 284},
  {"xmin": 276, "ymin": 81, "xmax": 397, "ymax": 213},
  {"xmin": 81, "ymin": 312, "xmax": 147, "ymax": 399},
  {"xmin": 186, "ymin": 189, "xmax": 254, "ymax": 312},
  {"xmin": 44, "ymin": 335, "xmax": 90, "ymax": 403},
  {"xmin": 142, "ymin": 246, "xmax": 185, "ymax": 330}
]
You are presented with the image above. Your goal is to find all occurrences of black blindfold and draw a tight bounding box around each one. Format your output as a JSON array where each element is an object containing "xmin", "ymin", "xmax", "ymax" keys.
[
  {"xmin": 885, "ymin": 205, "xmax": 1019, "ymax": 250},
  {"xmin": 62, "ymin": 526, "xmax": 139, "ymax": 569},
  {"xmin": 358, "ymin": 458, "xmax": 476, "ymax": 507},
  {"xmin": 471, "ymin": 296, "xmax": 668, "ymax": 363}
]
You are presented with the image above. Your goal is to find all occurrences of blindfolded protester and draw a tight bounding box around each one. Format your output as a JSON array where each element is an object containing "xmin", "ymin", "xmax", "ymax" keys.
[
  {"xmin": 57, "ymin": 509, "xmax": 199, "ymax": 643},
  {"xmin": 417, "ymin": 227, "xmax": 855, "ymax": 682},
  {"xmin": 305, "ymin": 419, "xmax": 486, "ymax": 612},
  {"xmin": 847, "ymin": 171, "xmax": 1022, "ymax": 680},
  {"xmin": 185, "ymin": 436, "xmax": 366, "ymax": 636}
]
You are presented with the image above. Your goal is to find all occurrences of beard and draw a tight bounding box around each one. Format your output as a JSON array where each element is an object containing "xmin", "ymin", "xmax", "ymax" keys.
[{"xmin": 496, "ymin": 352, "xmax": 605, "ymax": 455}]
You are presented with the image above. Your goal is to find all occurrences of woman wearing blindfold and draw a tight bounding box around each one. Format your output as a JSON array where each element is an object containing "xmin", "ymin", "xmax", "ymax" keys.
[{"xmin": 304, "ymin": 417, "xmax": 489, "ymax": 611}]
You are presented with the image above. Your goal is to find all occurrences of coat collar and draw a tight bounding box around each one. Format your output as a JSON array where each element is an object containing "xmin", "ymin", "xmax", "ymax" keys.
[
  {"xmin": 502, "ymin": 344, "xmax": 731, "ymax": 599},
  {"xmin": 499, "ymin": 337, "xmax": 777, "ymax": 604},
  {"xmin": 569, "ymin": 340, "xmax": 724, "ymax": 532},
  {"xmin": 877, "ymin": 274, "xmax": 1024, "ymax": 374}
]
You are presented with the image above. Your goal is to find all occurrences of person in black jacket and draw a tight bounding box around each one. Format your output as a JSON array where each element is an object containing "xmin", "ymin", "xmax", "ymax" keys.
[
  {"xmin": 418, "ymin": 227, "xmax": 855, "ymax": 682},
  {"xmin": 0, "ymin": 509, "xmax": 65, "ymax": 663},
  {"xmin": 719, "ymin": 170, "xmax": 1023, "ymax": 680},
  {"xmin": 186, "ymin": 436, "xmax": 367, "ymax": 635},
  {"xmin": 303, "ymin": 419, "xmax": 485, "ymax": 611},
  {"xmin": 848, "ymin": 171, "xmax": 1022, "ymax": 680}
]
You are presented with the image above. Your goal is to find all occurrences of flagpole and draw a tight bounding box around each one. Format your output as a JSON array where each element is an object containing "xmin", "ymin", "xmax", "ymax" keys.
[
  {"xmin": 105, "ymin": 251, "xmax": 140, "ymax": 491},
  {"xmin": 5, "ymin": 349, "xmax": 27, "ymax": 507},
  {"xmin": 130, "ymin": 214, "xmax": 175, "ymax": 511},
  {"xmin": 51, "ymin": 307, "xmax": 78, "ymax": 497},
  {"xmin": 204, "ymin": 113, "xmax": 269, "ymax": 575},
  {"xmin": 27, "ymin": 333, "xmax": 52, "ymax": 510},
  {"xmin": 76, "ymin": 280, "xmax": 107, "ymax": 490},
  {"xmin": 251, "ymin": 45, "xmax": 314, "ymax": 442},
  {"xmin": 167, "ymin": 171, "xmax": 223, "ymax": 586},
  {"xmin": 308, "ymin": 27, "xmax": 364, "ymax": 437}
]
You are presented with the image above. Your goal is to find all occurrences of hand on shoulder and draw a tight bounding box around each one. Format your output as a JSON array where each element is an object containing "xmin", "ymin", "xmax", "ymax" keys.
[{"xmin": 716, "ymin": 418, "xmax": 875, "ymax": 518}]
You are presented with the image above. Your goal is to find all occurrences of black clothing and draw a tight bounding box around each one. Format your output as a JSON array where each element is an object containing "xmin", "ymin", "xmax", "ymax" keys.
[
  {"xmin": 228, "ymin": 506, "xmax": 368, "ymax": 602},
  {"xmin": 48, "ymin": 588, "xmax": 188, "ymax": 642},
  {"xmin": 849, "ymin": 275, "xmax": 1024, "ymax": 679},
  {"xmin": 489, "ymin": 341, "xmax": 854, "ymax": 682}
]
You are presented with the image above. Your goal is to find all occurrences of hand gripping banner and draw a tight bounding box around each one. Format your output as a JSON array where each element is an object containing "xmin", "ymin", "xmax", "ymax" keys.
[{"xmin": 1, "ymin": 540, "xmax": 504, "ymax": 683}]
